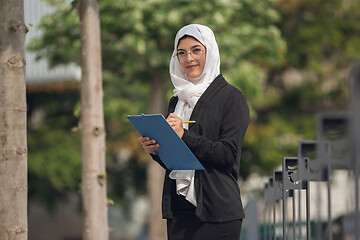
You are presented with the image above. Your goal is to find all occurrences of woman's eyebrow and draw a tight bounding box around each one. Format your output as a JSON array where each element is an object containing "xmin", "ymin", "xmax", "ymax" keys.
[{"xmin": 191, "ymin": 45, "xmax": 202, "ymax": 49}]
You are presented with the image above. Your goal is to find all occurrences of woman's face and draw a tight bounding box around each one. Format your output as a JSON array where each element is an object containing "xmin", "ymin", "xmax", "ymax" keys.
[{"xmin": 177, "ymin": 37, "xmax": 206, "ymax": 79}]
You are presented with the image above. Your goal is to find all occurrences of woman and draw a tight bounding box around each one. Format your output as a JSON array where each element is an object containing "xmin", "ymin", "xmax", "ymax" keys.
[{"xmin": 139, "ymin": 24, "xmax": 250, "ymax": 240}]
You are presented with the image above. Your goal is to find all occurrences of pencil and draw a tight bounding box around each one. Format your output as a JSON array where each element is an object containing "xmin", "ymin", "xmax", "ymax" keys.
[{"xmin": 182, "ymin": 121, "xmax": 196, "ymax": 123}]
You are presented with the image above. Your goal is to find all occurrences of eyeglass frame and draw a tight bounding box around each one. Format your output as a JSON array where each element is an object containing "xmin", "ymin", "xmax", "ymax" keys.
[{"xmin": 173, "ymin": 48, "xmax": 206, "ymax": 61}]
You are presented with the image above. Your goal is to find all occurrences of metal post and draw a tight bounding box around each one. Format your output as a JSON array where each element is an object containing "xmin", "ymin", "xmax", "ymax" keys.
[
  {"xmin": 349, "ymin": 63, "xmax": 360, "ymax": 240},
  {"xmin": 264, "ymin": 183, "xmax": 268, "ymax": 240},
  {"xmin": 315, "ymin": 182, "xmax": 322, "ymax": 240},
  {"xmin": 316, "ymin": 113, "xmax": 351, "ymax": 239},
  {"xmin": 282, "ymin": 165, "xmax": 297, "ymax": 240},
  {"xmin": 306, "ymin": 180, "xmax": 310, "ymax": 240},
  {"xmin": 298, "ymin": 188, "xmax": 302, "ymax": 240},
  {"xmin": 283, "ymin": 169, "xmax": 287, "ymax": 240},
  {"xmin": 269, "ymin": 178, "xmax": 275, "ymax": 240},
  {"xmin": 327, "ymin": 163, "xmax": 332, "ymax": 240},
  {"xmin": 293, "ymin": 191, "xmax": 296, "ymax": 240},
  {"xmin": 269, "ymin": 203, "xmax": 272, "ymax": 240},
  {"xmin": 273, "ymin": 171, "xmax": 283, "ymax": 240},
  {"xmin": 282, "ymin": 157, "xmax": 306, "ymax": 240},
  {"xmin": 273, "ymin": 200, "xmax": 276, "ymax": 240}
]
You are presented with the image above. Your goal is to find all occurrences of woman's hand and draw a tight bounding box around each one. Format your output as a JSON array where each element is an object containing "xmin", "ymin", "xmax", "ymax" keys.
[
  {"xmin": 167, "ymin": 113, "xmax": 184, "ymax": 138},
  {"xmin": 138, "ymin": 137, "xmax": 160, "ymax": 155}
]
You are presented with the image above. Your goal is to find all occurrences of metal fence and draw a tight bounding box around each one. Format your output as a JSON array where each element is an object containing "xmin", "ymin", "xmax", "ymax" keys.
[{"xmin": 261, "ymin": 63, "xmax": 360, "ymax": 240}]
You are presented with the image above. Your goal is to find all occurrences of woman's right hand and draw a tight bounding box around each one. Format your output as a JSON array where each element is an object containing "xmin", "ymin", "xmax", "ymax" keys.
[{"xmin": 138, "ymin": 137, "xmax": 160, "ymax": 155}]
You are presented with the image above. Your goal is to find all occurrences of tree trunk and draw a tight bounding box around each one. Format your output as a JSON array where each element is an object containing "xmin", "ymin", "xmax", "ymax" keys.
[
  {"xmin": 147, "ymin": 75, "xmax": 167, "ymax": 240},
  {"xmin": 0, "ymin": 0, "xmax": 28, "ymax": 239},
  {"xmin": 78, "ymin": 0, "xmax": 108, "ymax": 239}
]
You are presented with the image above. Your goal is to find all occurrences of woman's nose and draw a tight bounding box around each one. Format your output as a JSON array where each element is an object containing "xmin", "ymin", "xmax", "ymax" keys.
[{"xmin": 185, "ymin": 52, "xmax": 195, "ymax": 61}]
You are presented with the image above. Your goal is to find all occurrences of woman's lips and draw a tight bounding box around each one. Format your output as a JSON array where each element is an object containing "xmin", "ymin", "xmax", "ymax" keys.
[{"xmin": 187, "ymin": 65, "xmax": 198, "ymax": 69}]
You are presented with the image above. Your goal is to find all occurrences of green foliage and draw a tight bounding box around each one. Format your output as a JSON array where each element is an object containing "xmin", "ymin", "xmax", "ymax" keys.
[
  {"xmin": 29, "ymin": 0, "xmax": 286, "ymax": 106},
  {"xmin": 240, "ymin": 0, "xmax": 360, "ymax": 180},
  {"xmin": 27, "ymin": 91, "xmax": 81, "ymax": 209},
  {"xmin": 27, "ymin": 0, "xmax": 287, "ymax": 205},
  {"xmin": 27, "ymin": 0, "xmax": 360, "ymax": 205},
  {"xmin": 276, "ymin": 0, "xmax": 360, "ymax": 69}
]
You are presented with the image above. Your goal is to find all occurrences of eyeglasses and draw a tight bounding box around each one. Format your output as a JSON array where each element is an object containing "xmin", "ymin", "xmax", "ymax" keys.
[{"xmin": 174, "ymin": 48, "xmax": 206, "ymax": 61}]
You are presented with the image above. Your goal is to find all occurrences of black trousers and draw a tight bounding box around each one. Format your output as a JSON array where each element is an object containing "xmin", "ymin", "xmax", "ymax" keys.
[{"xmin": 167, "ymin": 210, "xmax": 243, "ymax": 240}]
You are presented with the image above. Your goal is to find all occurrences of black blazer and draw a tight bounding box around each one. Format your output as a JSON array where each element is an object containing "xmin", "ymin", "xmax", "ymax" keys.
[{"xmin": 152, "ymin": 74, "xmax": 250, "ymax": 222}]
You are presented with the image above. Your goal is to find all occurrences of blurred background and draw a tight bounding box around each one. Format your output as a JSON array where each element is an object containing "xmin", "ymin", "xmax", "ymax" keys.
[{"xmin": 24, "ymin": 0, "xmax": 360, "ymax": 239}]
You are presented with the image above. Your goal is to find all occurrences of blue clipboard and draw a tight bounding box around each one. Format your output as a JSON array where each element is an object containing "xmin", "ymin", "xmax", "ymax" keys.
[{"xmin": 127, "ymin": 114, "xmax": 204, "ymax": 170}]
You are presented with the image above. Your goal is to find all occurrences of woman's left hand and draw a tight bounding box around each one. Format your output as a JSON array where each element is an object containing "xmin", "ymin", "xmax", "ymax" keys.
[{"xmin": 167, "ymin": 113, "xmax": 184, "ymax": 138}]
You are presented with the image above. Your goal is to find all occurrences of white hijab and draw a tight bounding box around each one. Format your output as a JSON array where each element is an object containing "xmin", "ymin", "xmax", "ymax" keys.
[
  {"xmin": 168, "ymin": 24, "xmax": 220, "ymax": 206},
  {"xmin": 170, "ymin": 24, "xmax": 221, "ymax": 109}
]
